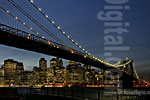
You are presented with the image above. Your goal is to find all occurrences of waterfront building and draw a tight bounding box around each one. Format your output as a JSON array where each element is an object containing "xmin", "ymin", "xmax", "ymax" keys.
[
  {"xmin": 66, "ymin": 60, "xmax": 83, "ymax": 85},
  {"xmin": 83, "ymin": 65, "xmax": 95, "ymax": 85},
  {"xmin": 21, "ymin": 71, "xmax": 33, "ymax": 86},
  {"xmin": 32, "ymin": 66, "xmax": 40, "ymax": 85},
  {"xmin": 0, "ymin": 65, "xmax": 5, "ymax": 85},
  {"xmin": 0, "ymin": 59, "xmax": 24, "ymax": 85},
  {"xmin": 50, "ymin": 57, "xmax": 66, "ymax": 84},
  {"xmin": 39, "ymin": 58, "xmax": 47, "ymax": 84},
  {"xmin": 0, "ymin": 58, "xmax": 123, "ymax": 87}
]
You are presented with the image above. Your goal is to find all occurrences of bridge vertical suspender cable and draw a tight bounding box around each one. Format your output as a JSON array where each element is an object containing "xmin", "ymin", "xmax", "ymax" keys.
[
  {"xmin": 0, "ymin": 0, "xmax": 134, "ymax": 68},
  {"xmin": 28, "ymin": 0, "xmax": 90, "ymax": 55},
  {"xmin": 8, "ymin": 0, "xmax": 66, "ymax": 45},
  {"xmin": 27, "ymin": 0, "xmax": 134, "ymax": 68},
  {"xmin": 0, "ymin": 5, "xmax": 86, "ymax": 57},
  {"xmin": 0, "ymin": 6, "xmax": 47, "ymax": 40}
]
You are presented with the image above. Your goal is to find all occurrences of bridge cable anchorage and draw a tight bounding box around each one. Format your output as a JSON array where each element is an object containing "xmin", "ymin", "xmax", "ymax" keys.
[
  {"xmin": 0, "ymin": 6, "xmax": 56, "ymax": 45},
  {"xmin": 28, "ymin": 0, "xmax": 132, "ymax": 68},
  {"xmin": 8, "ymin": 0, "xmax": 66, "ymax": 45}
]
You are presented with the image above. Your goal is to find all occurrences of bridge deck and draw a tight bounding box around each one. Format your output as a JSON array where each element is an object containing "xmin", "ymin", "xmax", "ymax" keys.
[
  {"xmin": 0, "ymin": 24, "xmax": 143, "ymax": 88},
  {"xmin": 0, "ymin": 24, "xmax": 108, "ymax": 69}
]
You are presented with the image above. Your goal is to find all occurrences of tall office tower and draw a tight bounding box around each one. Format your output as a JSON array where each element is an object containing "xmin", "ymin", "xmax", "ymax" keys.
[
  {"xmin": 39, "ymin": 58, "xmax": 47, "ymax": 70},
  {"xmin": 3, "ymin": 59, "xmax": 24, "ymax": 85},
  {"xmin": 50, "ymin": 57, "xmax": 65, "ymax": 84},
  {"xmin": 39, "ymin": 58, "xmax": 47, "ymax": 84}
]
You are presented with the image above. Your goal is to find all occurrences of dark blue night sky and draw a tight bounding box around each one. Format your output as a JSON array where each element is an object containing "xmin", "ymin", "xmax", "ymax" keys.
[{"xmin": 0, "ymin": 0, "xmax": 149, "ymax": 79}]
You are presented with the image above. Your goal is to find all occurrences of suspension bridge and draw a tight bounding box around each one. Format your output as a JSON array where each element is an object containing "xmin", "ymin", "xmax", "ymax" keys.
[{"xmin": 0, "ymin": 0, "xmax": 147, "ymax": 88}]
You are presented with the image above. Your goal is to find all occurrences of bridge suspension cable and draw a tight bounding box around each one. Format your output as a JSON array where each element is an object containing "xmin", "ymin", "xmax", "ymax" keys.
[
  {"xmin": 0, "ymin": 0, "xmax": 132, "ymax": 69},
  {"xmin": 132, "ymin": 63, "xmax": 139, "ymax": 79},
  {"xmin": 28, "ymin": 0, "xmax": 132, "ymax": 68},
  {"xmin": 0, "ymin": 5, "xmax": 90, "ymax": 59},
  {"xmin": 8, "ymin": 0, "xmax": 66, "ymax": 45},
  {"xmin": 0, "ymin": 5, "xmax": 48, "ymax": 40},
  {"xmin": 28, "ymin": 0, "xmax": 90, "ymax": 55}
]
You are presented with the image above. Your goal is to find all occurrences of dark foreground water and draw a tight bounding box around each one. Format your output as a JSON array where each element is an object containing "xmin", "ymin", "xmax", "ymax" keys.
[{"xmin": 0, "ymin": 87, "xmax": 150, "ymax": 100}]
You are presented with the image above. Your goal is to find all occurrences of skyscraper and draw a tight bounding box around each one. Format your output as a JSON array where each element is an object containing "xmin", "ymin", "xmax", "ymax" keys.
[
  {"xmin": 0, "ymin": 59, "xmax": 24, "ymax": 85},
  {"xmin": 39, "ymin": 58, "xmax": 47, "ymax": 84},
  {"xmin": 50, "ymin": 57, "xmax": 65, "ymax": 84},
  {"xmin": 39, "ymin": 58, "xmax": 47, "ymax": 70}
]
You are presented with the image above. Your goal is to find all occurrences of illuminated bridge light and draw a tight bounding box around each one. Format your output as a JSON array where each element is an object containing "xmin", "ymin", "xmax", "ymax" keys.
[
  {"xmin": 63, "ymin": 32, "xmax": 65, "ymax": 34},
  {"xmin": 45, "ymin": 15, "xmax": 48, "ymax": 18},
  {"xmin": 28, "ymin": 33, "xmax": 31, "ymax": 36},
  {"xmin": 23, "ymin": 23, "xmax": 26, "ymax": 25},
  {"xmin": 71, "ymin": 50, "xmax": 74, "ymax": 54},
  {"xmin": 67, "ymin": 36, "xmax": 70, "ymax": 38},
  {"xmin": 30, "ymin": 0, "xmax": 34, "ymax": 3},
  {"xmin": 47, "ymin": 40, "xmax": 51, "ymax": 44},
  {"xmin": 26, "ymin": 36, "xmax": 30, "ymax": 39},
  {"xmin": 57, "ymin": 27, "xmax": 60, "ymax": 29},
  {"xmin": 38, "ymin": 8, "xmax": 42, "ymax": 11},
  {"xmin": 6, "ymin": 10, "xmax": 9, "ymax": 13},
  {"xmin": 15, "ymin": 17, "xmax": 18, "ymax": 20},
  {"xmin": 52, "ymin": 21, "xmax": 55, "ymax": 24},
  {"xmin": 30, "ymin": 28, "xmax": 32, "ymax": 30},
  {"xmin": 75, "ymin": 43, "xmax": 78, "ymax": 45},
  {"xmin": 42, "ymin": 36, "xmax": 45, "ymax": 39},
  {"xmin": 84, "ymin": 55, "xmax": 87, "ymax": 58},
  {"xmin": 36, "ymin": 32, "xmax": 39, "ymax": 35},
  {"xmin": 79, "ymin": 46, "xmax": 82, "ymax": 48}
]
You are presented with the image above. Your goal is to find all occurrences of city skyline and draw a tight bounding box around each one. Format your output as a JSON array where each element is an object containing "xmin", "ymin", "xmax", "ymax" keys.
[
  {"xmin": 0, "ymin": 0, "xmax": 149, "ymax": 81},
  {"xmin": 1, "ymin": 57, "xmax": 147, "ymax": 88},
  {"xmin": 0, "ymin": 1, "xmax": 150, "ymax": 100},
  {"xmin": 0, "ymin": 57, "xmax": 108, "ymax": 87}
]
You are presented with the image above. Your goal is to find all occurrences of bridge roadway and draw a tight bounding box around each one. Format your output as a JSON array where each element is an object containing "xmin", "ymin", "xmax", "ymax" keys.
[
  {"xmin": 0, "ymin": 24, "xmax": 136, "ymax": 88},
  {"xmin": 0, "ymin": 24, "xmax": 109, "ymax": 69}
]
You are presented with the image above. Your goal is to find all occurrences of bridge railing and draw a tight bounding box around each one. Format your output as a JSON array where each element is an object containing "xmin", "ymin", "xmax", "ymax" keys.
[
  {"xmin": 16, "ymin": 87, "xmax": 150, "ymax": 100},
  {"xmin": 0, "ymin": 24, "xmax": 88, "ymax": 58}
]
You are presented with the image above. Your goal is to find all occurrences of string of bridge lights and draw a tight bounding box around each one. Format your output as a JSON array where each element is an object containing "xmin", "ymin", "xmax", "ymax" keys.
[
  {"xmin": 8, "ymin": 0, "xmax": 66, "ymax": 46},
  {"xmin": 28, "ymin": 0, "xmax": 132, "ymax": 68},
  {"xmin": 0, "ymin": 6, "xmax": 89, "ymax": 58},
  {"xmin": 1, "ymin": 6, "xmax": 49, "ymax": 42},
  {"xmin": 0, "ymin": 6, "xmax": 86, "ymax": 55},
  {"xmin": 29, "ymin": 0, "xmax": 89, "ymax": 55},
  {"xmin": 0, "ymin": 3, "xmax": 131, "ymax": 68}
]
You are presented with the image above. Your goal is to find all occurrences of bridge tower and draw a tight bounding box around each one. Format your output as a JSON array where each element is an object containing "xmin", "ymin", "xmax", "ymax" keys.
[{"xmin": 120, "ymin": 59, "xmax": 139, "ymax": 88}]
